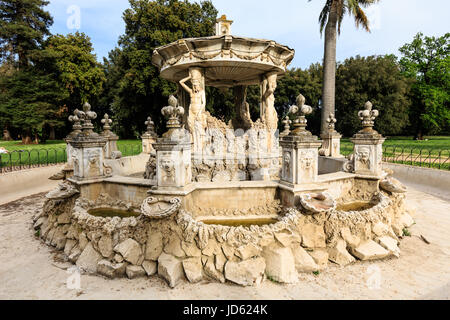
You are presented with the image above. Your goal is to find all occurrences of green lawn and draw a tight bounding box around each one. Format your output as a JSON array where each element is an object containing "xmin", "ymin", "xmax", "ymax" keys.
[{"xmin": 1, "ymin": 136, "xmax": 449, "ymax": 171}]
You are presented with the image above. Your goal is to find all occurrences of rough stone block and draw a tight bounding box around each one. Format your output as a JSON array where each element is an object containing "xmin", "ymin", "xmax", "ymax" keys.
[
  {"xmin": 97, "ymin": 260, "xmax": 126, "ymax": 278},
  {"xmin": 114, "ymin": 238, "xmax": 142, "ymax": 265},
  {"xmin": 224, "ymin": 258, "xmax": 266, "ymax": 286},
  {"xmin": 145, "ymin": 231, "xmax": 163, "ymax": 261},
  {"xmin": 76, "ymin": 242, "xmax": 102, "ymax": 274},
  {"xmin": 291, "ymin": 246, "xmax": 319, "ymax": 272},
  {"xmin": 351, "ymin": 240, "xmax": 390, "ymax": 261},
  {"xmin": 327, "ymin": 240, "xmax": 355, "ymax": 266},
  {"xmin": 308, "ymin": 249, "xmax": 329, "ymax": 270},
  {"xmin": 262, "ymin": 245, "xmax": 298, "ymax": 283},
  {"xmin": 126, "ymin": 265, "xmax": 146, "ymax": 279},
  {"xmin": 158, "ymin": 253, "xmax": 184, "ymax": 288},
  {"xmin": 182, "ymin": 258, "xmax": 203, "ymax": 283},
  {"xmin": 301, "ymin": 223, "xmax": 326, "ymax": 248},
  {"xmin": 142, "ymin": 260, "xmax": 158, "ymax": 276},
  {"xmin": 376, "ymin": 236, "xmax": 400, "ymax": 258}
]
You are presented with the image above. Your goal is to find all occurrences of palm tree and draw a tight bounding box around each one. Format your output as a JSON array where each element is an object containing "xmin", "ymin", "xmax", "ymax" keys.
[{"xmin": 312, "ymin": 0, "xmax": 380, "ymax": 135}]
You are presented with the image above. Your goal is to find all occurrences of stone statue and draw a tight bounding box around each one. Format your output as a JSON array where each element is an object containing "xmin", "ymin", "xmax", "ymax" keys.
[
  {"xmin": 232, "ymin": 85, "xmax": 252, "ymax": 130},
  {"xmin": 180, "ymin": 67, "xmax": 206, "ymax": 152},
  {"xmin": 260, "ymin": 72, "xmax": 278, "ymax": 130}
]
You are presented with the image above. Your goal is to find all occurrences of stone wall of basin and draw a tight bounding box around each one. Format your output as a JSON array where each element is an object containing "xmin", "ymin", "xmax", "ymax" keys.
[{"xmin": 34, "ymin": 185, "xmax": 415, "ymax": 287}]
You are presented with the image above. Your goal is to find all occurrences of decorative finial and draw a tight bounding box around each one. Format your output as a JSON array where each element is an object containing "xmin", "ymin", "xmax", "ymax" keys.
[
  {"xmin": 144, "ymin": 116, "xmax": 157, "ymax": 138},
  {"xmin": 215, "ymin": 14, "xmax": 233, "ymax": 36},
  {"xmin": 101, "ymin": 114, "xmax": 112, "ymax": 132},
  {"xmin": 68, "ymin": 109, "xmax": 82, "ymax": 135},
  {"xmin": 162, "ymin": 95, "xmax": 185, "ymax": 131},
  {"xmin": 326, "ymin": 113, "xmax": 337, "ymax": 131},
  {"xmin": 281, "ymin": 116, "xmax": 292, "ymax": 137},
  {"xmin": 81, "ymin": 102, "xmax": 97, "ymax": 135},
  {"xmin": 358, "ymin": 101, "xmax": 379, "ymax": 133},
  {"xmin": 288, "ymin": 94, "xmax": 313, "ymax": 135}
]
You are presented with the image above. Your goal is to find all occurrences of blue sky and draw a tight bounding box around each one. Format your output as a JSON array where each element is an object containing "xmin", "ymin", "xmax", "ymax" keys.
[{"xmin": 47, "ymin": 0, "xmax": 450, "ymax": 69}]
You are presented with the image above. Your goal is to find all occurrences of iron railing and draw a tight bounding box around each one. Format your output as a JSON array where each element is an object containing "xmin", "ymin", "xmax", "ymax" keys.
[
  {"xmin": 342, "ymin": 146, "xmax": 450, "ymax": 170},
  {"xmin": 1, "ymin": 144, "xmax": 448, "ymax": 173},
  {"xmin": 0, "ymin": 144, "xmax": 143, "ymax": 174},
  {"xmin": 382, "ymin": 147, "xmax": 450, "ymax": 170}
]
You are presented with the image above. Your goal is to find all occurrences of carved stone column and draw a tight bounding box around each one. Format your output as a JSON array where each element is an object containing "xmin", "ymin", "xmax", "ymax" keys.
[
  {"xmin": 68, "ymin": 102, "xmax": 110, "ymax": 180},
  {"xmin": 101, "ymin": 114, "xmax": 122, "ymax": 159},
  {"xmin": 154, "ymin": 96, "xmax": 192, "ymax": 189},
  {"xmin": 141, "ymin": 116, "xmax": 158, "ymax": 154},
  {"xmin": 345, "ymin": 102, "xmax": 385, "ymax": 176},
  {"xmin": 319, "ymin": 114, "xmax": 343, "ymax": 158},
  {"xmin": 280, "ymin": 94, "xmax": 322, "ymax": 185}
]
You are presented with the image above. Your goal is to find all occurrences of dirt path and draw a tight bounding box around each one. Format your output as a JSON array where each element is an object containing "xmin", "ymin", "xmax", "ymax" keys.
[{"xmin": 0, "ymin": 185, "xmax": 449, "ymax": 300}]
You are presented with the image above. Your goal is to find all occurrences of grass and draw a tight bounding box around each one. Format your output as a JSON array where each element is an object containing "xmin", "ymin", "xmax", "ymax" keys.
[{"xmin": 402, "ymin": 228, "xmax": 411, "ymax": 237}]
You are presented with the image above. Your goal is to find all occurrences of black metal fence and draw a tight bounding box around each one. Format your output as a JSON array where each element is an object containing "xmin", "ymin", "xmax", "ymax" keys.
[
  {"xmin": 0, "ymin": 144, "xmax": 143, "ymax": 174},
  {"xmin": 382, "ymin": 147, "xmax": 450, "ymax": 170},
  {"xmin": 1, "ymin": 144, "xmax": 449, "ymax": 173}
]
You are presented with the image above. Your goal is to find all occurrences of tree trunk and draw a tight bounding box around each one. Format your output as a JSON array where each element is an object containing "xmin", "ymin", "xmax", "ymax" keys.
[
  {"xmin": 21, "ymin": 129, "xmax": 33, "ymax": 144},
  {"xmin": 22, "ymin": 135, "xmax": 32, "ymax": 145},
  {"xmin": 321, "ymin": 2, "xmax": 338, "ymax": 135},
  {"xmin": 2, "ymin": 128, "xmax": 12, "ymax": 141},
  {"xmin": 415, "ymin": 117, "xmax": 424, "ymax": 140},
  {"xmin": 49, "ymin": 126, "xmax": 56, "ymax": 140}
]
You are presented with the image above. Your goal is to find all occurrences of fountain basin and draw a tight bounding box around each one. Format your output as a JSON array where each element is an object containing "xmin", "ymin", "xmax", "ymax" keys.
[{"xmin": 88, "ymin": 208, "xmax": 141, "ymax": 218}]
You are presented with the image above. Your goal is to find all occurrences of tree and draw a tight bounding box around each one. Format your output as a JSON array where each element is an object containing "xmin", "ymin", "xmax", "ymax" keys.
[
  {"xmin": 0, "ymin": 0, "xmax": 54, "ymax": 142},
  {"xmin": 42, "ymin": 32, "xmax": 106, "ymax": 136},
  {"xmin": 312, "ymin": 0, "xmax": 380, "ymax": 135},
  {"xmin": 399, "ymin": 32, "xmax": 450, "ymax": 139},
  {"xmin": 0, "ymin": 68, "xmax": 68, "ymax": 143},
  {"xmin": 335, "ymin": 55, "xmax": 411, "ymax": 137},
  {"xmin": 276, "ymin": 64, "xmax": 323, "ymax": 135},
  {"xmin": 0, "ymin": 0, "xmax": 53, "ymax": 69},
  {"xmin": 102, "ymin": 0, "xmax": 218, "ymax": 138}
]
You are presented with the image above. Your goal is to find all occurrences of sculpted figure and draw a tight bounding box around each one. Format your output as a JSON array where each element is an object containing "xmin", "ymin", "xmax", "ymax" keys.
[
  {"xmin": 356, "ymin": 147, "xmax": 371, "ymax": 170},
  {"xmin": 260, "ymin": 72, "xmax": 278, "ymax": 130},
  {"xmin": 179, "ymin": 68, "xmax": 206, "ymax": 152},
  {"xmin": 160, "ymin": 157, "xmax": 175, "ymax": 184},
  {"xmin": 232, "ymin": 86, "xmax": 253, "ymax": 130}
]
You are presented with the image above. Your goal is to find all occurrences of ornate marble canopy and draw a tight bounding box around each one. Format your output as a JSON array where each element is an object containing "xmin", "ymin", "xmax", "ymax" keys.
[{"xmin": 152, "ymin": 35, "xmax": 295, "ymax": 88}]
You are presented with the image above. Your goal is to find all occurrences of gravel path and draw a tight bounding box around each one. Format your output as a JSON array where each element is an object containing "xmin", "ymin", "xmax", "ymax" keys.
[{"xmin": 0, "ymin": 185, "xmax": 449, "ymax": 300}]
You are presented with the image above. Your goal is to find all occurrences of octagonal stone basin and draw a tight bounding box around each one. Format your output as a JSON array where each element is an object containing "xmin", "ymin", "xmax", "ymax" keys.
[
  {"xmin": 336, "ymin": 201, "xmax": 376, "ymax": 212},
  {"xmin": 88, "ymin": 208, "xmax": 141, "ymax": 218},
  {"xmin": 199, "ymin": 216, "xmax": 279, "ymax": 227}
]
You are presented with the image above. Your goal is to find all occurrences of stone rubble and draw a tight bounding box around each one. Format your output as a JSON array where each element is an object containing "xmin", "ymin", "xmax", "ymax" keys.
[{"xmin": 36, "ymin": 185, "xmax": 413, "ymax": 288}]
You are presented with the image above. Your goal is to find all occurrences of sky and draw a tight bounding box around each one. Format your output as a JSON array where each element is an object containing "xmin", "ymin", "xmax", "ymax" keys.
[{"xmin": 47, "ymin": 0, "xmax": 450, "ymax": 69}]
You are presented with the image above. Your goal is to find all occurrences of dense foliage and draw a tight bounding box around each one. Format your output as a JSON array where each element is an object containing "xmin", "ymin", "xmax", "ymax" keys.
[
  {"xmin": 335, "ymin": 55, "xmax": 412, "ymax": 137},
  {"xmin": 102, "ymin": 0, "xmax": 218, "ymax": 138},
  {"xmin": 0, "ymin": 0, "xmax": 448, "ymax": 143},
  {"xmin": 399, "ymin": 32, "xmax": 450, "ymax": 139}
]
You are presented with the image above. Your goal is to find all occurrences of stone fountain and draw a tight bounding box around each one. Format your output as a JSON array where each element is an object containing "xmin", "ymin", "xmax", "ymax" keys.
[{"xmin": 35, "ymin": 16, "xmax": 415, "ymax": 287}]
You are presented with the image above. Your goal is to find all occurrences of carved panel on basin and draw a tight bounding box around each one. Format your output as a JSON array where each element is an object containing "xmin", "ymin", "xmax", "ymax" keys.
[
  {"xmin": 380, "ymin": 177, "xmax": 407, "ymax": 194},
  {"xmin": 141, "ymin": 197, "xmax": 182, "ymax": 219},
  {"xmin": 299, "ymin": 192, "xmax": 336, "ymax": 214}
]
